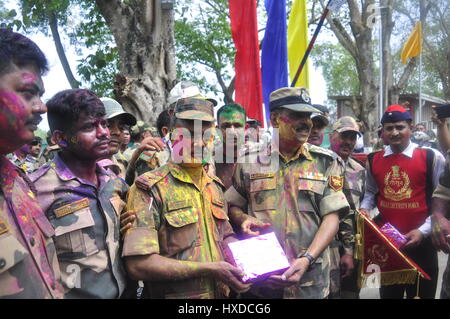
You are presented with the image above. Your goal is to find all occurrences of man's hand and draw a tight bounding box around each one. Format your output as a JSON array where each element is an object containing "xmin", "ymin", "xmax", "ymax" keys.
[
  {"xmin": 403, "ymin": 229, "xmax": 424, "ymax": 249},
  {"xmin": 431, "ymin": 106, "xmax": 448, "ymax": 127},
  {"xmin": 208, "ymin": 261, "xmax": 251, "ymax": 294},
  {"xmin": 241, "ymin": 216, "xmax": 271, "ymax": 237},
  {"xmin": 431, "ymin": 215, "xmax": 450, "ymax": 254},
  {"xmin": 120, "ymin": 210, "xmax": 137, "ymax": 235},
  {"xmin": 340, "ymin": 253, "xmax": 354, "ymax": 278},
  {"xmin": 265, "ymin": 257, "xmax": 310, "ymax": 289},
  {"xmin": 138, "ymin": 136, "xmax": 166, "ymax": 153}
]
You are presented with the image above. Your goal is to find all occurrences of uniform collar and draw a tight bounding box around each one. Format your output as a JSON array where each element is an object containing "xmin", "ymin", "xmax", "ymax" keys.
[
  {"xmin": 278, "ymin": 143, "xmax": 313, "ymax": 163},
  {"xmin": 384, "ymin": 141, "xmax": 417, "ymax": 158},
  {"xmin": 168, "ymin": 161, "xmax": 216, "ymax": 188},
  {"xmin": 52, "ymin": 153, "xmax": 111, "ymax": 186}
]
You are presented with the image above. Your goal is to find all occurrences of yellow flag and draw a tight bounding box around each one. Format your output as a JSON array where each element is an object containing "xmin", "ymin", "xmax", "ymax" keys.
[
  {"xmin": 288, "ymin": 0, "xmax": 309, "ymax": 89},
  {"xmin": 400, "ymin": 22, "xmax": 422, "ymax": 64}
]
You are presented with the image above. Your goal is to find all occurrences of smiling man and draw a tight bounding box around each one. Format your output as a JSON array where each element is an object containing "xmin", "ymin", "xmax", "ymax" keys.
[
  {"xmin": 29, "ymin": 89, "xmax": 129, "ymax": 298},
  {"xmin": 328, "ymin": 116, "xmax": 365, "ymax": 299},
  {"xmin": 226, "ymin": 87, "xmax": 349, "ymax": 299},
  {"xmin": 0, "ymin": 29, "xmax": 63, "ymax": 299},
  {"xmin": 360, "ymin": 105, "xmax": 445, "ymax": 299}
]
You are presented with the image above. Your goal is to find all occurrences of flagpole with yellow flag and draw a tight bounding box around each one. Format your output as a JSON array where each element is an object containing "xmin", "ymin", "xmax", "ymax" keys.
[
  {"xmin": 288, "ymin": 0, "xmax": 309, "ymax": 89},
  {"xmin": 400, "ymin": 22, "xmax": 422, "ymax": 121}
]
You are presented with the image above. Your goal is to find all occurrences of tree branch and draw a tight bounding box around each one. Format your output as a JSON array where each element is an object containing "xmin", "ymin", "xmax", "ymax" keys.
[{"xmin": 47, "ymin": 10, "xmax": 79, "ymax": 88}]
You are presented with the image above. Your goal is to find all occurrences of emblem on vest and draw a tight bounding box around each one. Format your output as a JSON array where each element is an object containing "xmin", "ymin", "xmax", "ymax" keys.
[{"xmin": 383, "ymin": 165, "xmax": 412, "ymax": 201}]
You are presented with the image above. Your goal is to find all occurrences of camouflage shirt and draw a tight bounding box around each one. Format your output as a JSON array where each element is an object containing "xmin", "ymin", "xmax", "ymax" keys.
[
  {"xmin": 340, "ymin": 156, "xmax": 365, "ymax": 254},
  {"xmin": 29, "ymin": 154, "xmax": 128, "ymax": 299},
  {"xmin": 122, "ymin": 161, "xmax": 235, "ymax": 299},
  {"xmin": 0, "ymin": 156, "xmax": 63, "ymax": 299},
  {"xmin": 227, "ymin": 143, "xmax": 350, "ymax": 299}
]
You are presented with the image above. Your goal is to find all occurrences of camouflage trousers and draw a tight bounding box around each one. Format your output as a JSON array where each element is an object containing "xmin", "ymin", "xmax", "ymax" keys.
[
  {"xmin": 441, "ymin": 255, "xmax": 450, "ymax": 299},
  {"xmin": 329, "ymin": 240, "xmax": 360, "ymax": 299}
]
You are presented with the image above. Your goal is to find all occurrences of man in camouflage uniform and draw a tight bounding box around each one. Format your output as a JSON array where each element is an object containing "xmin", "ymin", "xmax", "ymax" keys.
[
  {"xmin": 39, "ymin": 130, "xmax": 60, "ymax": 166},
  {"xmin": 0, "ymin": 29, "xmax": 63, "ymax": 298},
  {"xmin": 122, "ymin": 97, "xmax": 250, "ymax": 299},
  {"xmin": 214, "ymin": 103, "xmax": 247, "ymax": 190},
  {"xmin": 97, "ymin": 97, "xmax": 136, "ymax": 179},
  {"xmin": 430, "ymin": 151, "xmax": 450, "ymax": 298},
  {"xmin": 328, "ymin": 116, "xmax": 365, "ymax": 299},
  {"xmin": 30, "ymin": 89, "xmax": 128, "ymax": 298},
  {"xmin": 225, "ymin": 87, "xmax": 349, "ymax": 299},
  {"xmin": 122, "ymin": 120, "xmax": 155, "ymax": 162},
  {"xmin": 125, "ymin": 109, "xmax": 172, "ymax": 185}
]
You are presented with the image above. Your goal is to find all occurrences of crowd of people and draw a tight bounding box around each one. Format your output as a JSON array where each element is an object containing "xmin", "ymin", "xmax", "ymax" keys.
[{"xmin": 1, "ymin": 29, "xmax": 449, "ymax": 300}]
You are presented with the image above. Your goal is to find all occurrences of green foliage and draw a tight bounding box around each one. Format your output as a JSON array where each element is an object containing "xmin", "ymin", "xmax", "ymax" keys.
[
  {"xmin": 311, "ymin": 43, "xmax": 359, "ymax": 96},
  {"xmin": 174, "ymin": 0, "xmax": 235, "ymax": 96}
]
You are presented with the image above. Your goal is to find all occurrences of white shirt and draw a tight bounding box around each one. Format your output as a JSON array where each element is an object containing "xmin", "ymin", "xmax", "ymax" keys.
[{"xmin": 360, "ymin": 142, "xmax": 445, "ymax": 236}]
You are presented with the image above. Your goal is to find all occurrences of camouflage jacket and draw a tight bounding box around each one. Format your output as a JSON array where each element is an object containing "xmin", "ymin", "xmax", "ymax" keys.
[
  {"xmin": 0, "ymin": 156, "xmax": 63, "ymax": 299},
  {"xmin": 339, "ymin": 156, "xmax": 365, "ymax": 255},
  {"xmin": 29, "ymin": 154, "xmax": 128, "ymax": 299},
  {"xmin": 123, "ymin": 161, "xmax": 235, "ymax": 299},
  {"xmin": 226, "ymin": 143, "xmax": 350, "ymax": 299}
]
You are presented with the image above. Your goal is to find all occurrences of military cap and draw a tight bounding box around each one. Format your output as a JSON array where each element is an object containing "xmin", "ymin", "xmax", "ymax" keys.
[
  {"xmin": 175, "ymin": 97, "xmax": 214, "ymax": 122},
  {"xmin": 131, "ymin": 120, "xmax": 153, "ymax": 135},
  {"xmin": 168, "ymin": 81, "xmax": 217, "ymax": 106},
  {"xmin": 269, "ymin": 87, "xmax": 319, "ymax": 113},
  {"xmin": 101, "ymin": 97, "xmax": 137, "ymax": 126},
  {"xmin": 332, "ymin": 116, "xmax": 362, "ymax": 136}
]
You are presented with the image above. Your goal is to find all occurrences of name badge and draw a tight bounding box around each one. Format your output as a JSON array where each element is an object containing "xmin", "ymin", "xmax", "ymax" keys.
[{"xmin": 54, "ymin": 198, "xmax": 90, "ymax": 218}]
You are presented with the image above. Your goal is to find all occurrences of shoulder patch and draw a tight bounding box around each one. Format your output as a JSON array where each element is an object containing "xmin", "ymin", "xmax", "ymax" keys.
[
  {"xmin": 308, "ymin": 144, "xmax": 334, "ymax": 157},
  {"xmin": 329, "ymin": 175, "xmax": 344, "ymax": 191},
  {"xmin": 135, "ymin": 165, "xmax": 170, "ymax": 191}
]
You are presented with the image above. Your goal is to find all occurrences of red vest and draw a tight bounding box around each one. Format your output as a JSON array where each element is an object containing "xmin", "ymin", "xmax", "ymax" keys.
[{"xmin": 371, "ymin": 148, "xmax": 429, "ymax": 233}]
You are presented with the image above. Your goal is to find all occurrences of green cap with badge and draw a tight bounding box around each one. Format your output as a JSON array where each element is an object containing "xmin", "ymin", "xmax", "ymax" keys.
[{"xmin": 269, "ymin": 87, "xmax": 319, "ymax": 113}]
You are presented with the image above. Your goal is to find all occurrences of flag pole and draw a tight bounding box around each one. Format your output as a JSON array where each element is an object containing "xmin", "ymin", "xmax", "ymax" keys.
[
  {"xmin": 419, "ymin": 42, "xmax": 422, "ymax": 123},
  {"xmin": 290, "ymin": 0, "xmax": 332, "ymax": 87}
]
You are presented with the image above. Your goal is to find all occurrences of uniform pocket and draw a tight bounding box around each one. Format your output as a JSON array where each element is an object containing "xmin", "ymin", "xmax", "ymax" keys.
[
  {"xmin": 298, "ymin": 179, "xmax": 326, "ymax": 212},
  {"xmin": 50, "ymin": 207, "xmax": 99, "ymax": 258},
  {"xmin": 250, "ymin": 178, "xmax": 277, "ymax": 211},
  {"xmin": 164, "ymin": 202, "xmax": 199, "ymax": 257},
  {"xmin": 211, "ymin": 199, "xmax": 229, "ymax": 242}
]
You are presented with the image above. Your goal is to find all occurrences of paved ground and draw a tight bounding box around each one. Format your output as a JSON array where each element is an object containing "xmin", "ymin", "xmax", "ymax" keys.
[{"xmin": 359, "ymin": 251, "xmax": 448, "ymax": 299}]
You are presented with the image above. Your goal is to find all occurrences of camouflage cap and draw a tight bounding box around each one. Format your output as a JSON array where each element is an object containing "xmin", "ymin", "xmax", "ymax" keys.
[
  {"xmin": 332, "ymin": 116, "xmax": 362, "ymax": 136},
  {"xmin": 175, "ymin": 97, "xmax": 214, "ymax": 122},
  {"xmin": 168, "ymin": 81, "xmax": 217, "ymax": 106},
  {"xmin": 131, "ymin": 120, "xmax": 153, "ymax": 135},
  {"xmin": 269, "ymin": 87, "xmax": 319, "ymax": 113},
  {"xmin": 101, "ymin": 97, "xmax": 137, "ymax": 126}
]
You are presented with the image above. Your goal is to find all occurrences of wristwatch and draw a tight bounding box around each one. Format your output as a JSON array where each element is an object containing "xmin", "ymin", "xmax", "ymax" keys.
[{"xmin": 299, "ymin": 252, "xmax": 315, "ymax": 270}]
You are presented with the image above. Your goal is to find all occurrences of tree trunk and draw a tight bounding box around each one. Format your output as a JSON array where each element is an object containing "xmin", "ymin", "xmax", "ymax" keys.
[
  {"xmin": 47, "ymin": 10, "xmax": 80, "ymax": 89},
  {"xmin": 95, "ymin": 0, "xmax": 176, "ymax": 125}
]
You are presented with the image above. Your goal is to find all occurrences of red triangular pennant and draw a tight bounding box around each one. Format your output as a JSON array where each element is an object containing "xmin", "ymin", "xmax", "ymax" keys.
[{"xmin": 355, "ymin": 210, "xmax": 430, "ymax": 288}]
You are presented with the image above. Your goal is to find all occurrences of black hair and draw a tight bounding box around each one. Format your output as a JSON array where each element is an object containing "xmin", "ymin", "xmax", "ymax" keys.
[
  {"xmin": 217, "ymin": 103, "xmax": 246, "ymax": 124},
  {"xmin": 0, "ymin": 28, "xmax": 48, "ymax": 76},
  {"xmin": 46, "ymin": 89, "xmax": 105, "ymax": 133},
  {"xmin": 156, "ymin": 109, "xmax": 173, "ymax": 137}
]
